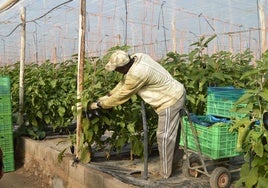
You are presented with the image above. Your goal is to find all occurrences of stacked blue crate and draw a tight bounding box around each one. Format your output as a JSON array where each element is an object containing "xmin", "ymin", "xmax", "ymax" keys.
[{"xmin": 0, "ymin": 77, "xmax": 15, "ymax": 172}]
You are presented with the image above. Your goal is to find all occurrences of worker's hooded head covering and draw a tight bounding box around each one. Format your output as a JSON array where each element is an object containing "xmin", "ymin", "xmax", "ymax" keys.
[{"xmin": 105, "ymin": 50, "xmax": 130, "ymax": 71}]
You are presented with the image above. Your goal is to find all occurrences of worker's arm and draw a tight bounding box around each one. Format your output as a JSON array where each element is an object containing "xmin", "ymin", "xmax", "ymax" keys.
[{"xmin": 99, "ymin": 72, "xmax": 146, "ymax": 109}]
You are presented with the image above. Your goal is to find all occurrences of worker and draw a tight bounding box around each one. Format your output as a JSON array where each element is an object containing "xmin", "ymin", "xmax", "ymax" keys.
[{"xmin": 89, "ymin": 50, "xmax": 186, "ymax": 179}]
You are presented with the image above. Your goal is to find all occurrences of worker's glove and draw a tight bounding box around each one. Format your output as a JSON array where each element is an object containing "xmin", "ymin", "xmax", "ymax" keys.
[{"xmin": 83, "ymin": 109, "xmax": 100, "ymax": 119}]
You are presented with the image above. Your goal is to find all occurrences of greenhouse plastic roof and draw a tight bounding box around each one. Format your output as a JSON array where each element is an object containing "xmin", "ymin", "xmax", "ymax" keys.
[{"xmin": 0, "ymin": 0, "xmax": 267, "ymax": 64}]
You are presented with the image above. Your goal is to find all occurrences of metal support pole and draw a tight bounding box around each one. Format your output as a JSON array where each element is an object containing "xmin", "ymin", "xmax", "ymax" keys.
[{"xmin": 141, "ymin": 101, "xmax": 148, "ymax": 180}]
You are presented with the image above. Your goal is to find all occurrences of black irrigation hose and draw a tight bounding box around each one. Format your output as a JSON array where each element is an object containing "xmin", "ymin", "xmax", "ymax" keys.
[
  {"xmin": 88, "ymin": 163, "xmax": 157, "ymax": 187},
  {"xmin": 263, "ymin": 112, "xmax": 268, "ymax": 131},
  {"xmin": 141, "ymin": 101, "xmax": 148, "ymax": 180}
]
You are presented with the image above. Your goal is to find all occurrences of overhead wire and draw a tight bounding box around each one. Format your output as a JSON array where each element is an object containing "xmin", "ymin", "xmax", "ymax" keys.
[
  {"xmin": 0, "ymin": 0, "xmax": 265, "ymax": 63},
  {"xmin": 0, "ymin": 0, "xmax": 19, "ymax": 13},
  {"xmin": 0, "ymin": 0, "xmax": 74, "ymax": 37}
]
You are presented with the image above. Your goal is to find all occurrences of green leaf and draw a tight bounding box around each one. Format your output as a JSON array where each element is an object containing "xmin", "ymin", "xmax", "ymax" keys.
[
  {"xmin": 91, "ymin": 118, "xmax": 99, "ymax": 125},
  {"xmin": 116, "ymin": 136, "xmax": 127, "ymax": 149},
  {"xmin": 252, "ymin": 156, "xmax": 267, "ymax": 167},
  {"xmin": 127, "ymin": 122, "xmax": 135, "ymax": 134},
  {"xmin": 37, "ymin": 111, "xmax": 43, "ymax": 119},
  {"xmin": 58, "ymin": 106, "xmax": 66, "ymax": 117},
  {"xmin": 93, "ymin": 124, "xmax": 99, "ymax": 133},
  {"xmin": 131, "ymin": 138, "xmax": 143, "ymax": 156},
  {"xmin": 264, "ymin": 144, "xmax": 268, "ymax": 152},
  {"xmin": 257, "ymin": 177, "xmax": 268, "ymax": 188},
  {"xmin": 131, "ymin": 95, "xmax": 137, "ymax": 102},
  {"xmin": 240, "ymin": 163, "xmax": 250, "ymax": 177},
  {"xmin": 245, "ymin": 167, "xmax": 259, "ymax": 188},
  {"xmin": 259, "ymin": 88, "xmax": 268, "ymax": 101},
  {"xmin": 210, "ymin": 72, "xmax": 225, "ymax": 81},
  {"xmin": 84, "ymin": 130, "xmax": 93, "ymax": 143},
  {"xmin": 254, "ymin": 142, "xmax": 264, "ymax": 157},
  {"xmin": 51, "ymin": 80, "xmax": 57, "ymax": 88},
  {"xmin": 102, "ymin": 116, "xmax": 111, "ymax": 126},
  {"xmin": 44, "ymin": 115, "xmax": 51, "ymax": 124},
  {"xmin": 37, "ymin": 131, "xmax": 46, "ymax": 139},
  {"xmin": 82, "ymin": 118, "xmax": 90, "ymax": 130},
  {"xmin": 31, "ymin": 118, "xmax": 38, "ymax": 126},
  {"xmin": 39, "ymin": 79, "xmax": 46, "ymax": 86},
  {"xmin": 235, "ymin": 177, "xmax": 247, "ymax": 188},
  {"xmin": 79, "ymin": 146, "xmax": 91, "ymax": 163},
  {"xmin": 240, "ymin": 69, "xmax": 259, "ymax": 80},
  {"xmin": 57, "ymin": 148, "xmax": 67, "ymax": 162},
  {"xmin": 118, "ymin": 121, "xmax": 125, "ymax": 128}
]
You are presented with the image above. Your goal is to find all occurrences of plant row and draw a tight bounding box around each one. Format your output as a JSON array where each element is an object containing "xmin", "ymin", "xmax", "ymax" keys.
[{"xmin": 0, "ymin": 36, "xmax": 267, "ymax": 187}]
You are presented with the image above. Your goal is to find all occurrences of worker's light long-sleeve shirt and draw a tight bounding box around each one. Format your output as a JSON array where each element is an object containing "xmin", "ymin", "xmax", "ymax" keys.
[{"xmin": 100, "ymin": 53, "xmax": 185, "ymax": 113}]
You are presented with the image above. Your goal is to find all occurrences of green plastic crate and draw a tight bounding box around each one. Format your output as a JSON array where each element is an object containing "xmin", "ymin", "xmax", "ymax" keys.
[
  {"xmin": 2, "ymin": 151, "xmax": 15, "ymax": 172},
  {"xmin": 0, "ymin": 133, "xmax": 14, "ymax": 153},
  {"xmin": 207, "ymin": 97, "xmax": 247, "ymax": 119},
  {"xmin": 0, "ymin": 95, "xmax": 12, "ymax": 115},
  {"xmin": 206, "ymin": 87, "xmax": 246, "ymax": 118},
  {"xmin": 180, "ymin": 116, "xmax": 241, "ymax": 159},
  {"xmin": 0, "ymin": 115, "xmax": 12, "ymax": 132},
  {"xmin": 0, "ymin": 77, "xmax": 11, "ymax": 95}
]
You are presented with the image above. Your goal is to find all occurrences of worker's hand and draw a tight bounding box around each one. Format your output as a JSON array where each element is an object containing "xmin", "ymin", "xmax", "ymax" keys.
[
  {"xmin": 88, "ymin": 101, "xmax": 102, "ymax": 110},
  {"xmin": 89, "ymin": 102, "xmax": 98, "ymax": 110}
]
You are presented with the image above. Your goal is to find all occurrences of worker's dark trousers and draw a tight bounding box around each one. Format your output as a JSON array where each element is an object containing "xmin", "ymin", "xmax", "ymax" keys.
[{"xmin": 157, "ymin": 94, "xmax": 186, "ymax": 179}]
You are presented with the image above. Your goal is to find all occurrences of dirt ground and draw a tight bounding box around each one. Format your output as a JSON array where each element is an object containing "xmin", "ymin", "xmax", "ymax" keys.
[
  {"xmin": 0, "ymin": 165, "xmax": 50, "ymax": 188},
  {"xmin": 0, "ymin": 139, "xmax": 50, "ymax": 188},
  {"xmin": 88, "ymin": 153, "xmax": 241, "ymax": 188}
]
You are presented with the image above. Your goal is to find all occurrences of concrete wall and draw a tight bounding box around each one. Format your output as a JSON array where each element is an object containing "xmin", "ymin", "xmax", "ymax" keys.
[{"xmin": 16, "ymin": 137, "xmax": 135, "ymax": 188}]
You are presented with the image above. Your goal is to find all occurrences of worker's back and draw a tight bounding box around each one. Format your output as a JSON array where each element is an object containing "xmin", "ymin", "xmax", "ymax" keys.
[{"xmin": 130, "ymin": 53, "xmax": 185, "ymax": 113}]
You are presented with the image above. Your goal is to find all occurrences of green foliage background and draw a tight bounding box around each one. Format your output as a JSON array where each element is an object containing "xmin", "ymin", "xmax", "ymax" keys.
[{"xmin": 0, "ymin": 36, "xmax": 267, "ymax": 186}]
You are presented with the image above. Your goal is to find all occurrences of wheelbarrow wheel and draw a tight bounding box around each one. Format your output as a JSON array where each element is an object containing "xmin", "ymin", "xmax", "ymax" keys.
[
  {"xmin": 182, "ymin": 154, "xmax": 203, "ymax": 178},
  {"xmin": 209, "ymin": 167, "xmax": 231, "ymax": 188}
]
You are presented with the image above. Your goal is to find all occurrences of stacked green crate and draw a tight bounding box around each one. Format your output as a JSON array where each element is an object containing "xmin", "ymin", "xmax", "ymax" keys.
[
  {"xmin": 180, "ymin": 116, "xmax": 241, "ymax": 159},
  {"xmin": 206, "ymin": 87, "xmax": 246, "ymax": 118},
  {"xmin": 180, "ymin": 87, "xmax": 246, "ymax": 159},
  {"xmin": 0, "ymin": 77, "xmax": 15, "ymax": 172}
]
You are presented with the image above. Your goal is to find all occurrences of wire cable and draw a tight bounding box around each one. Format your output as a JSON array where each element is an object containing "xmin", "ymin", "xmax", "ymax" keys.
[{"xmin": 0, "ymin": 0, "xmax": 73, "ymax": 37}]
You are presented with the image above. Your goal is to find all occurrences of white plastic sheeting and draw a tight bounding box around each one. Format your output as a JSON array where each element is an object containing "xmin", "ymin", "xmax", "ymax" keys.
[{"xmin": 0, "ymin": 0, "xmax": 267, "ymax": 64}]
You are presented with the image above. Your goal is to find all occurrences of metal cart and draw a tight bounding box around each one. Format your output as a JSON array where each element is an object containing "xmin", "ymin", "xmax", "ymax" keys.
[{"xmin": 180, "ymin": 108, "xmax": 242, "ymax": 188}]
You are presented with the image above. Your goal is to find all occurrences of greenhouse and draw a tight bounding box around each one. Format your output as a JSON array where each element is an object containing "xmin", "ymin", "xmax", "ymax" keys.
[{"xmin": 0, "ymin": 0, "xmax": 267, "ymax": 188}]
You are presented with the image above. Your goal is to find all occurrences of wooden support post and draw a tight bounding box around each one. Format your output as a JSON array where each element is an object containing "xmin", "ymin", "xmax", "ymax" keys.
[
  {"xmin": 258, "ymin": 0, "xmax": 267, "ymax": 55},
  {"xmin": 76, "ymin": 0, "xmax": 86, "ymax": 159},
  {"xmin": 172, "ymin": 20, "xmax": 177, "ymax": 52},
  {"xmin": 18, "ymin": 7, "xmax": 26, "ymax": 127}
]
